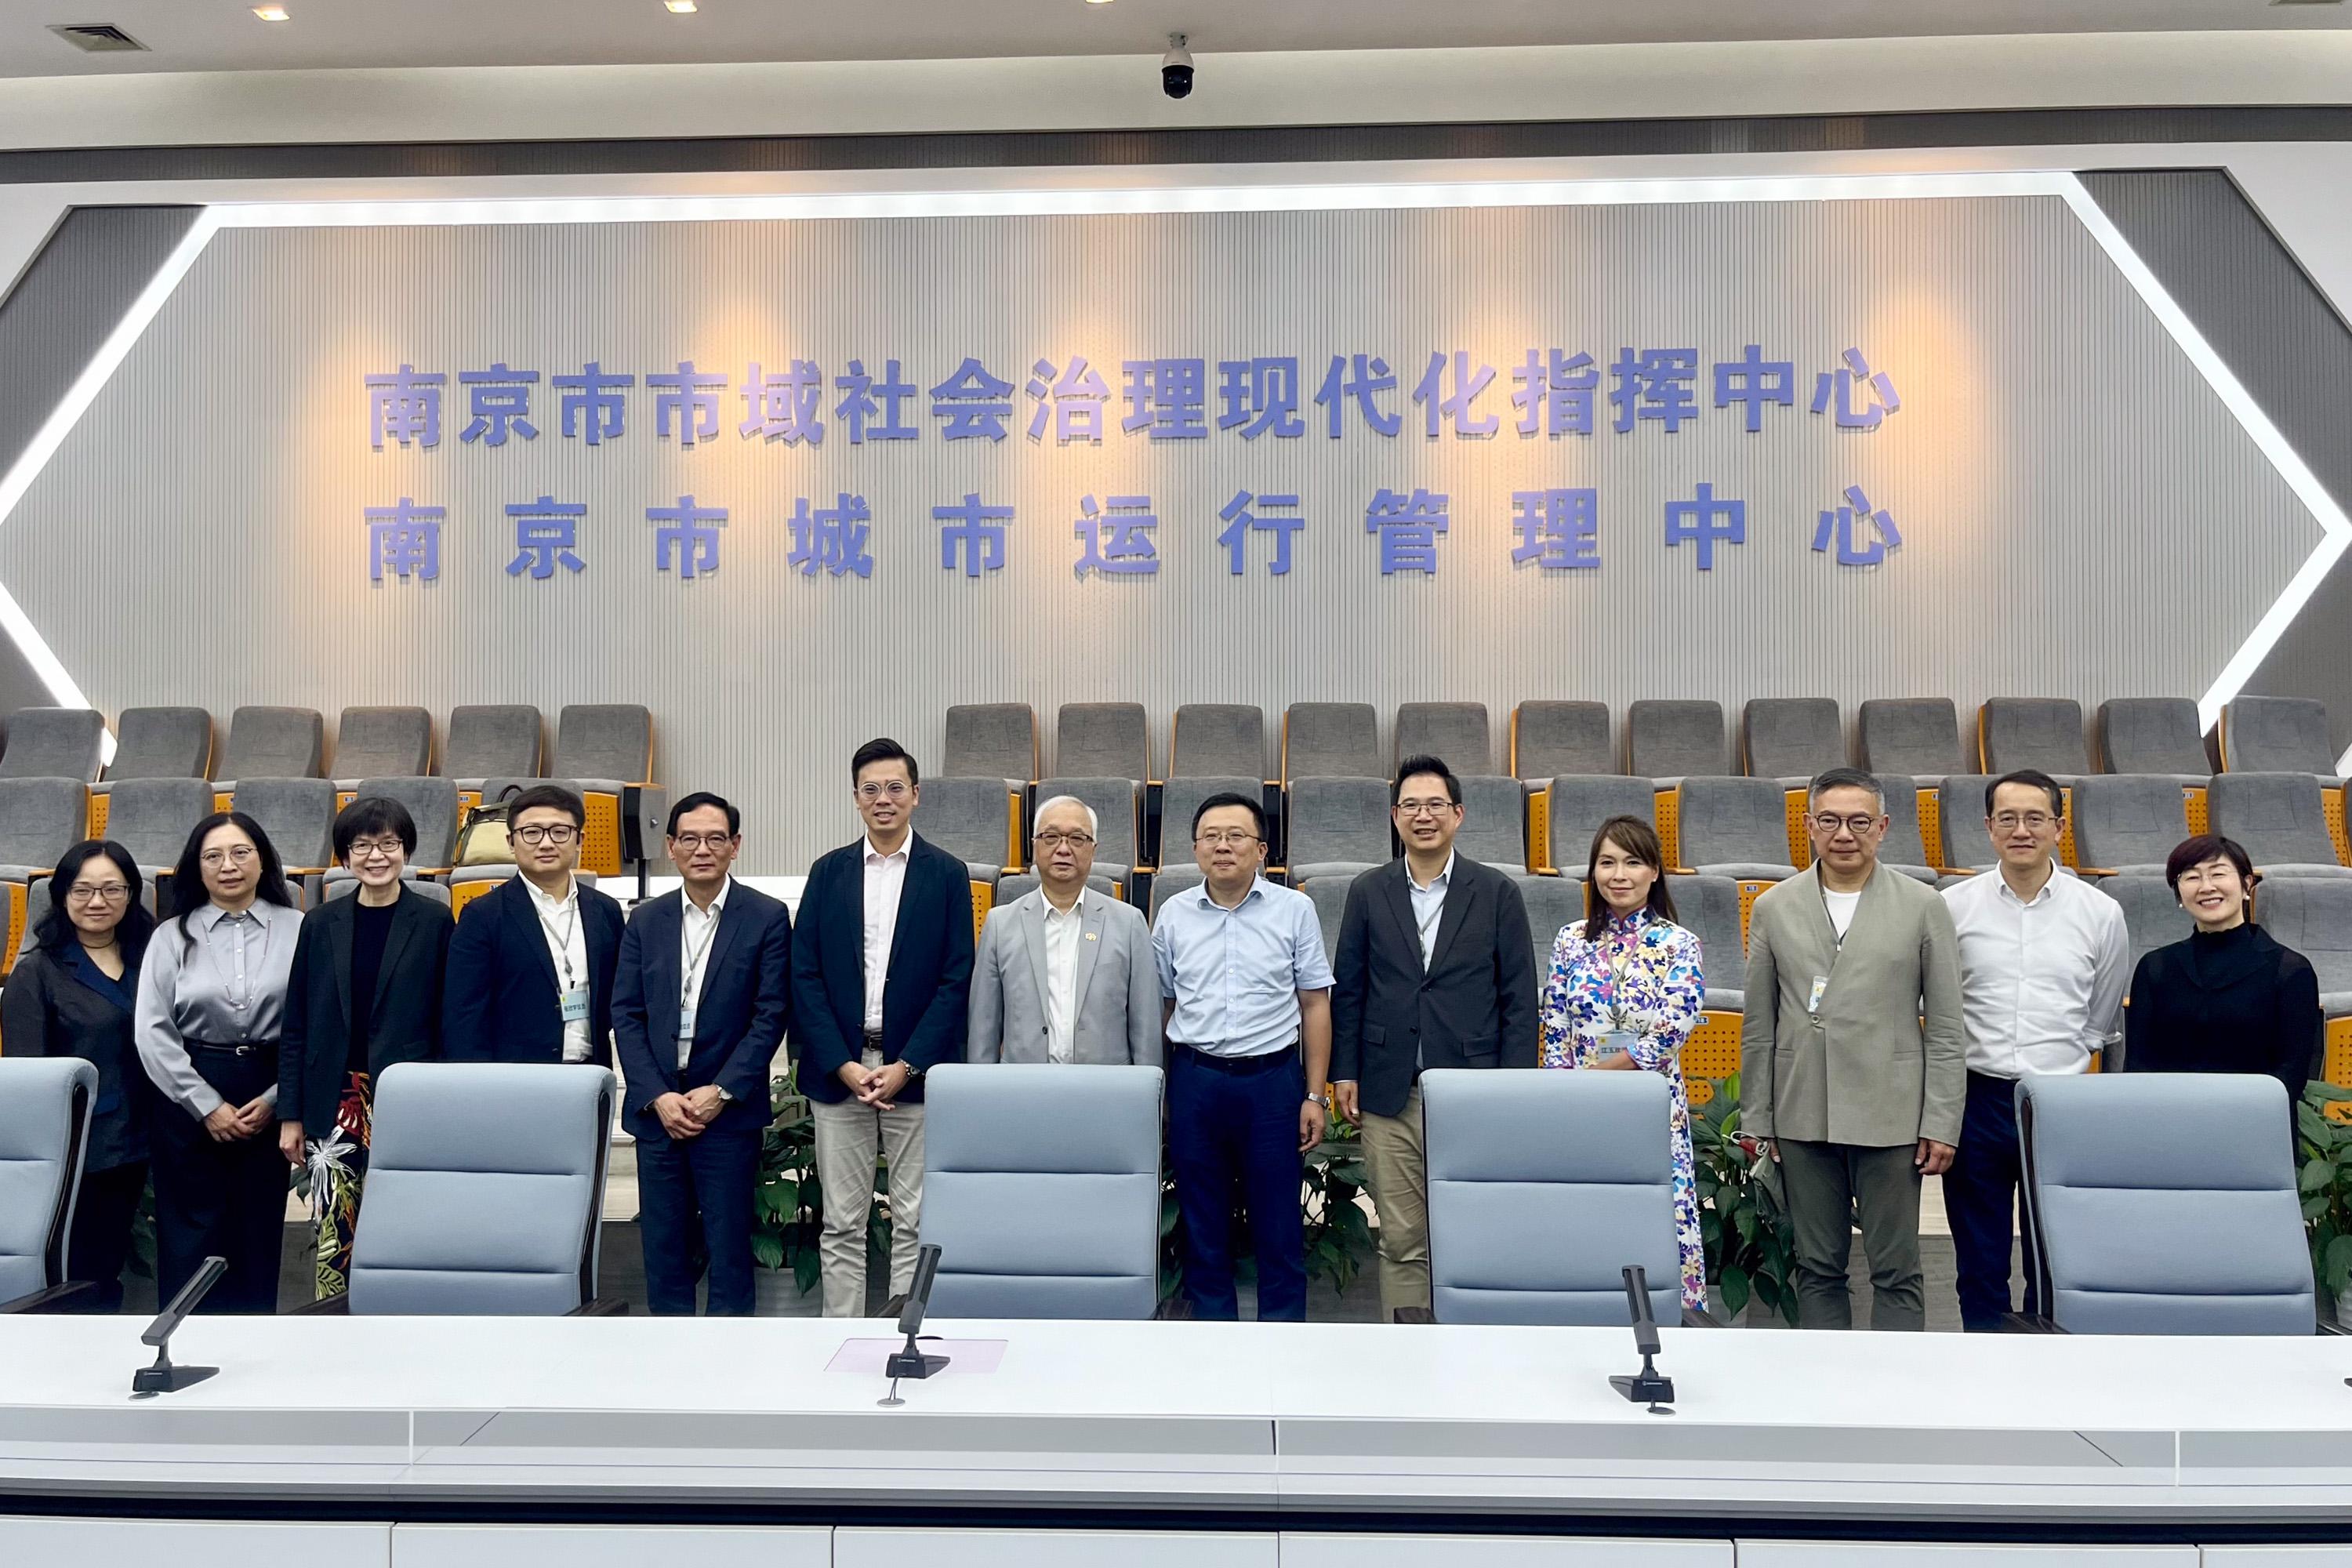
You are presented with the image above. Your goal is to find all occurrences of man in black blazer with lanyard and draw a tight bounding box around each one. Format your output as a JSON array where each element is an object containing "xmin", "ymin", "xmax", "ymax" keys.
[
  {"xmin": 444, "ymin": 785, "xmax": 625, "ymax": 1066},
  {"xmin": 612, "ymin": 792, "xmax": 793, "ymax": 1316},
  {"xmin": 790, "ymin": 738, "xmax": 973, "ymax": 1318},
  {"xmin": 1330, "ymin": 754, "xmax": 1539, "ymax": 1321}
]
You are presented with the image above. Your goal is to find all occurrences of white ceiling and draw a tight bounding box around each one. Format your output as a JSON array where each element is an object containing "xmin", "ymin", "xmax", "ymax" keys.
[{"xmin": 2, "ymin": 0, "xmax": 2346, "ymax": 78}]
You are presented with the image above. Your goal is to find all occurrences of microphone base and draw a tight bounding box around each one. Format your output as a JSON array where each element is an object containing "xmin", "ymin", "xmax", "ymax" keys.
[
  {"xmin": 884, "ymin": 1349, "xmax": 950, "ymax": 1381},
  {"xmin": 131, "ymin": 1362, "xmax": 217, "ymax": 1398},
  {"xmin": 1610, "ymin": 1356, "xmax": 1675, "ymax": 1408}
]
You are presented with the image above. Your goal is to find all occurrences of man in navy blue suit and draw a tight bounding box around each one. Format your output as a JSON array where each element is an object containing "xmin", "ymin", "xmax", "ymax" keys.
[
  {"xmin": 612, "ymin": 792, "xmax": 793, "ymax": 1317},
  {"xmin": 444, "ymin": 784, "xmax": 625, "ymax": 1067},
  {"xmin": 789, "ymin": 738, "xmax": 973, "ymax": 1318}
]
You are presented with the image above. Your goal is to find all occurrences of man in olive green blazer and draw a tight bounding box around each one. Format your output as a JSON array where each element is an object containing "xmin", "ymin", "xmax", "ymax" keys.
[{"xmin": 1740, "ymin": 767, "xmax": 1965, "ymax": 1331}]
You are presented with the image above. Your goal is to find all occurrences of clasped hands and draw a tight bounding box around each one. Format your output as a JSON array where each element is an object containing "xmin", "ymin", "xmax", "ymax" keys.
[
  {"xmin": 837, "ymin": 1058, "xmax": 913, "ymax": 1111},
  {"xmin": 652, "ymin": 1084, "xmax": 732, "ymax": 1140}
]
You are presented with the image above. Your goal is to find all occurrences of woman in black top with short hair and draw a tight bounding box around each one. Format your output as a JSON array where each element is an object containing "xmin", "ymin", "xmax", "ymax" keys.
[
  {"xmin": 278, "ymin": 796, "xmax": 453, "ymax": 1300},
  {"xmin": 2125, "ymin": 833, "xmax": 2321, "ymax": 1106},
  {"xmin": 1, "ymin": 840, "xmax": 155, "ymax": 1311}
]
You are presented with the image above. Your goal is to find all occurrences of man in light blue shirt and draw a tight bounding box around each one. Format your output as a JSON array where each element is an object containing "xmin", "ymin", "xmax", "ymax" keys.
[{"xmin": 1153, "ymin": 790, "xmax": 1334, "ymax": 1321}]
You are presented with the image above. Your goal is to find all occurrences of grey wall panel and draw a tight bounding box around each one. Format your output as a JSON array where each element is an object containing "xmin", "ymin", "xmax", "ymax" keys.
[
  {"xmin": 2080, "ymin": 169, "xmax": 2352, "ymax": 757},
  {"xmin": 0, "ymin": 197, "xmax": 2314, "ymax": 871}
]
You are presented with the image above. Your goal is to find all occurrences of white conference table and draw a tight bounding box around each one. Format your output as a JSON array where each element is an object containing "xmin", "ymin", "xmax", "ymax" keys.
[{"xmin": 5, "ymin": 1314, "xmax": 2352, "ymax": 1544}]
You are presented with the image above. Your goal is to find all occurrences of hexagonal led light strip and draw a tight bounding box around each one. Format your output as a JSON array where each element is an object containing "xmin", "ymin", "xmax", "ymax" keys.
[{"xmin": 0, "ymin": 170, "xmax": 2340, "ymax": 769}]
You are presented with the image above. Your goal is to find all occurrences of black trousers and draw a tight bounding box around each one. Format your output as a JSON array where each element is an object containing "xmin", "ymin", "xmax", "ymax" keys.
[
  {"xmin": 1946, "ymin": 1069, "xmax": 2040, "ymax": 1332},
  {"xmin": 64, "ymin": 1160, "xmax": 147, "ymax": 1312},
  {"xmin": 150, "ymin": 1047, "xmax": 285, "ymax": 1314},
  {"xmin": 637, "ymin": 1121, "xmax": 760, "ymax": 1317}
]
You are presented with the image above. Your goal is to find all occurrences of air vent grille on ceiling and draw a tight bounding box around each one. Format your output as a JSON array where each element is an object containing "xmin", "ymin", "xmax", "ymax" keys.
[{"xmin": 48, "ymin": 24, "xmax": 147, "ymax": 52}]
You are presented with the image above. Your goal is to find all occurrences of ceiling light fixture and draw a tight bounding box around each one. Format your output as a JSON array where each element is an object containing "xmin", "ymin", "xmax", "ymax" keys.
[
  {"xmin": 251, "ymin": 5, "xmax": 290, "ymax": 19},
  {"xmin": 664, "ymin": 0, "xmax": 698, "ymax": 12},
  {"xmin": 1085, "ymin": 0, "xmax": 1115, "ymax": 6}
]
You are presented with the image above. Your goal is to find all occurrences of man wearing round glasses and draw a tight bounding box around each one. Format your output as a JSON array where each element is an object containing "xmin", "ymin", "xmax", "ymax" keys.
[
  {"xmin": 968, "ymin": 795, "xmax": 1161, "ymax": 1066},
  {"xmin": 444, "ymin": 784, "xmax": 625, "ymax": 1068},
  {"xmin": 1740, "ymin": 766, "xmax": 1965, "ymax": 1331}
]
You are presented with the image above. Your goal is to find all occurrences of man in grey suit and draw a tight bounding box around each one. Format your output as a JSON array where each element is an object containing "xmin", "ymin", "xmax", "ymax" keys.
[
  {"xmin": 967, "ymin": 795, "xmax": 1163, "ymax": 1065},
  {"xmin": 1740, "ymin": 766, "xmax": 1965, "ymax": 1332}
]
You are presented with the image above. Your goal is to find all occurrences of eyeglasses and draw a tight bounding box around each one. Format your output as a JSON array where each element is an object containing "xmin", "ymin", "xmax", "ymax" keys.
[
  {"xmin": 857, "ymin": 781, "xmax": 912, "ymax": 801},
  {"xmin": 2175, "ymin": 865, "xmax": 2241, "ymax": 886},
  {"xmin": 67, "ymin": 884, "xmax": 129, "ymax": 903},
  {"xmin": 199, "ymin": 845, "xmax": 258, "ymax": 867},
  {"xmin": 514, "ymin": 825, "xmax": 579, "ymax": 847},
  {"xmin": 1035, "ymin": 831, "xmax": 1095, "ymax": 849},
  {"xmin": 670, "ymin": 832, "xmax": 735, "ymax": 850},
  {"xmin": 1809, "ymin": 814, "xmax": 1882, "ymax": 837},
  {"xmin": 1395, "ymin": 798, "xmax": 1458, "ymax": 818},
  {"xmin": 1990, "ymin": 812, "xmax": 2058, "ymax": 832},
  {"xmin": 346, "ymin": 837, "xmax": 405, "ymax": 859},
  {"xmin": 1196, "ymin": 831, "xmax": 1261, "ymax": 848}
]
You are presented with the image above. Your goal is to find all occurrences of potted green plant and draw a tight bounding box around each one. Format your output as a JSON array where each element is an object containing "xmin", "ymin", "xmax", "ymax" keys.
[
  {"xmin": 1690, "ymin": 1070, "xmax": 1800, "ymax": 1324},
  {"xmin": 750, "ymin": 1068, "xmax": 825, "ymax": 1316},
  {"xmin": 2296, "ymin": 1083, "xmax": 2352, "ymax": 1328}
]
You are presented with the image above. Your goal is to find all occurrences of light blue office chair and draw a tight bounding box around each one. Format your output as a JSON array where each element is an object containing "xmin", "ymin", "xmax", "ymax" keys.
[
  {"xmin": 2018, "ymin": 1073, "xmax": 2318, "ymax": 1334},
  {"xmin": 1418, "ymin": 1068, "xmax": 1694, "ymax": 1327},
  {"xmin": 0, "ymin": 1058, "xmax": 97, "ymax": 1312},
  {"xmin": 921, "ymin": 1063, "xmax": 1164, "ymax": 1319},
  {"xmin": 304, "ymin": 1062, "xmax": 622, "ymax": 1316}
]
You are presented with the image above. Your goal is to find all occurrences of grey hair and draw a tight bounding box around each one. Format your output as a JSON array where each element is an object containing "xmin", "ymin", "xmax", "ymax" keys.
[
  {"xmin": 1806, "ymin": 766, "xmax": 1886, "ymax": 814},
  {"xmin": 1032, "ymin": 794, "xmax": 1099, "ymax": 840}
]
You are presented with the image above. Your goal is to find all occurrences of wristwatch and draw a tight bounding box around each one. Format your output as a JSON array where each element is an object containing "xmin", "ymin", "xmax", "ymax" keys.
[
  {"xmin": 714, "ymin": 1087, "xmax": 735, "ymax": 1104},
  {"xmin": 1304, "ymin": 1091, "xmax": 1330, "ymax": 1108},
  {"xmin": 901, "ymin": 1062, "xmax": 925, "ymax": 1081}
]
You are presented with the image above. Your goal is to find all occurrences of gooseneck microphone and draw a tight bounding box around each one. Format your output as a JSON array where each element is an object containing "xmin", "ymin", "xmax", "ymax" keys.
[{"xmin": 132, "ymin": 1255, "xmax": 227, "ymax": 1397}]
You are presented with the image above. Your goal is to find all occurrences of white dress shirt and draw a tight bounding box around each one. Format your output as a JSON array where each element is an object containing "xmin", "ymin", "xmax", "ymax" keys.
[
  {"xmin": 861, "ymin": 837, "xmax": 910, "ymax": 1033},
  {"xmin": 524, "ymin": 873, "xmax": 593, "ymax": 1064},
  {"xmin": 1941, "ymin": 862, "xmax": 2130, "ymax": 1078},
  {"xmin": 677, "ymin": 877, "xmax": 730, "ymax": 1069},
  {"xmin": 1040, "ymin": 889, "xmax": 1087, "ymax": 1064},
  {"xmin": 1823, "ymin": 887, "xmax": 1862, "ymax": 942},
  {"xmin": 1406, "ymin": 851, "xmax": 1454, "ymax": 966}
]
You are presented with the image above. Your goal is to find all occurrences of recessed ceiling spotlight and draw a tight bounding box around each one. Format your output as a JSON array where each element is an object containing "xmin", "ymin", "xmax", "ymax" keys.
[
  {"xmin": 664, "ymin": 0, "xmax": 698, "ymax": 11},
  {"xmin": 252, "ymin": 5, "xmax": 290, "ymax": 19},
  {"xmin": 1085, "ymin": 0, "xmax": 1115, "ymax": 6}
]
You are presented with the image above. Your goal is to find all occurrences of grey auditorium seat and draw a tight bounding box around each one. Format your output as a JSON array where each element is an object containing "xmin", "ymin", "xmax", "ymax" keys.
[
  {"xmin": 0, "ymin": 707, "xmax": 104, "ymax": 784},
  {"xmin": 1875, "ymin": 773, "xmax": 1939, "ymax": 885},
  {"xmin": 1286, "ymin": 776, "xmax": 1392, "ymax": 882},
  {"xmin": 1421, "ymin": 1068, "xmax": 1686, "ymax": 1327},
  {"xmin": 1169, "ymin": 704, "xmax": 1265, "ymax": 780},
  {"xmin": 2096, "ymin": 697, "xmax": 2210, "ymax": 786},
  {"xmin": 1741, "ymin": 698, "xmax": 1844, "ymax": 787},
  {"xmin": 2105, "ymin": 874, "xmax": 2194, "ymax": 982},
  {"xmin": 553, "ymin": 704, "xmax": 666, "ymax": 869},
  {"xmin": 0, "ymin": 779, "xmax": 89, "ymax": 956},
  {"xmin": 103, "ymin": 778, "xmax": 213, "ymax": 873},
  {"xmin": 1454, "ymin": 775, "xmax": 1530, "ymax": 874},
  {"xmin": 1860, "ymin": 698, "xmax": 1964, "ymax": 783},
  {"xmin": 1979, "ymin": 697, "xmax": 2091, "ymax": 782},
  {"xmin": 1033, "ymin": 777, "xmax": 1138, "ymax": 889},
  {"xmin": 441, "ymin": 704, "xmax": 542, "ymax": 791},
  {"xmin": 332, "ymin": 706, "xmax": 432, "ymax": 786},
  {"xmin": 1626, "ymin": 699, "xmax": 1725, "ymax": 786},
  {"xmin": 215, "ymin": 706, "xmax": 325, "ymax": 789},
  {"xmin": 2071, "ymin": 775, "xmax": 2190, "ymax": 875},
  {"xmin": 322, "ymin": 872, "xmax": 452, "ymax": 907},
  {"xmin": 353, "ymin": 775, "xmax": 461, "ymax": 869},
  {"xmin": 0, "ymin": 1058, "xmax": 96, "ymax": 1312},
  {"xmin": 1936, "ymin": 775, "xmax": 2000, "ymax": 877},
  {"xmin": 324, "ymin": 1062, "xmax": 620, "ymax": 1316},
  {"xmin": 943, "ymin": 703, "xmax": 1036, "ymax": 788},
  {"xmin": 232, "ymin": 778, "xmax": 338, "ymax": 877},
  {"xmin": 1395, "ymin": 702, "xmax": 1492, "ymax": 775},
  {"xmin": 2245, "ymin": 877, "xmax": 2352, "ymax": 1022},
  {"xmin": 1283, "ymin": 702, "xmax": 1382, "ymax": 783},
  {"xmin": 2019, "ymin": 1073, "xmax": 2315, "ymax": 1335},
  {"xmin": 922, "ymin": 1064, "xmax": 1163, "ymax": 1320},
  {"xmin": 994, "ymin": 872, "xmax": 1118, "ymax": 907},
  {"xmin": 1675, "ymin": 777, "xmax": 1798, "ymax": 880},
  {"xmin": 1544, "ymin": 776, "xmax": 1655, "ymax": 878},
  {"xmin": 2223, "ymin": 695, "xmax": 2340, "ymax": 782},
  {"xmin": 1674, "ymin": 873, "xmax": 1747, "ymax": 1012},
  {"xmin": 1146, "ymin": 865, "xmax": 1204, "ymax": 924},
  {"xmin": 100, "ymin": 706, "xmax": 212, "ymax": 784},
  {"xmin": 1519, "ymin": 874, "xmax": 1587, "ymax": 978},
  {"xmin": 1512, "ymin": 701, "xmax": 1613, "ymax": 784},
  {"xmin": 922, "ymin": 776, "xmax": 1019, "ymax": 886},
  {"xmin": 1157, "ymin": 775, "xmax": 1260, "ymax": 870},
  {"xmin": 1055, "ymin": 702, "xmax": 1149, "ymax": 783},
  {"xmin": 2207, "ymin": 772, "xmax": 2352, "ymax": 878},
  {"xmin": 1297, "ymin": 875, "xmax": 1356, "ymax": 967}
]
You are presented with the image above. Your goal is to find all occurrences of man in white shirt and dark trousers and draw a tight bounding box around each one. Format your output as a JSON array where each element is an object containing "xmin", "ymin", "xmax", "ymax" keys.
[
  {"xmin": 1940, "ymin": 769, "xmax": 2129, "ymax": 1332},
  {"xmin": 789, "ymin": 739, "xmax": 974, "ymax": 1317},
  {"xmin": 967, "ymin": 795, "xmax": 1162, "ymax": 1065},
  {"xmin": 613, "ymin": 793, "xmax": 793, "ymax": 1316}
]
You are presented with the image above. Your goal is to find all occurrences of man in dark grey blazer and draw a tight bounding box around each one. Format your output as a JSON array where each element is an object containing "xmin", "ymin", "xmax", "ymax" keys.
[
  {"xmin": 968, "ymin": 795, "xmax": 1161, "ymax": 1066},
  {"xmin": 1740, "ymin": 766, "xmax": 1965, "ymax": 1332},
  {"xmin": 1330, "ymin": 754, "xmax": 1539, "ymax": 1320}
]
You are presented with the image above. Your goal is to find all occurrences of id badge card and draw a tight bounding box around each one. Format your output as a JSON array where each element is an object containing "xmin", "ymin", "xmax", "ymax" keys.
[
  {"xmin": 1597, "ymin": 1030, "xmax": 1638, "ymax": 1062},
  {"xmin": 1806, "ymin": 975, "xmax": 1829, "ymax": 1015},
  {"xmin": 560, "ymin": 986, "xmax": 591, "ymax": 1024},
  {"xmin": 677, "ymin": 1003, "xmax": 698, "ymax": 1040}
]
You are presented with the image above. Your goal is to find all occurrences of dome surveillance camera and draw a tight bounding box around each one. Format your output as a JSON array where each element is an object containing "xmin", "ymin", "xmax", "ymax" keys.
[{"xmin": 1162, "ymin": 33, "xmax": 1194, "ymax": 99}]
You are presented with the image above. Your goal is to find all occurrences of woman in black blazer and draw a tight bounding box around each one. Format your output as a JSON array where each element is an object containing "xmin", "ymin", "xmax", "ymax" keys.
[
  {"xmin": 1, "ymin": 840, "xmax": 156, "ymax": 1311},
  {"xmin": 277, "ymin": 797, "xmax": 453, "ymax": 1300}
]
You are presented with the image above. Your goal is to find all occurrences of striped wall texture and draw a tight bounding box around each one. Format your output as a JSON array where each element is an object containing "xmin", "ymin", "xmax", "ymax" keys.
[{"xmin": 0, "ymin": 195, "xmax": 2318, "ymax": 872}]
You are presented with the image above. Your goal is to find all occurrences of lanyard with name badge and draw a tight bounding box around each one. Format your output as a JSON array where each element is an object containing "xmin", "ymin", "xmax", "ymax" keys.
[
  {"xmin": 678, "ymin": 906, "xmax": 720, "ymax": 1040},
  {"xmin": 537, "ymin": 897, "xmax": 590, "ymax": 1025},
  {"xmin": 1809, "ymin": 884, "xmax": 1850, "ymax": 1018}
]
